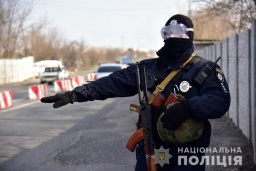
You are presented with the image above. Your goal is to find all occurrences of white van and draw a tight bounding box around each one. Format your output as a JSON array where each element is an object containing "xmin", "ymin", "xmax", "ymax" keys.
[
  {"xmin": 34, "ymin": 60, "xmax": 63, "ymax": 77},
  {"xmin": 36, "ymin": 60, "xmax": 69, "ymax": 84}
]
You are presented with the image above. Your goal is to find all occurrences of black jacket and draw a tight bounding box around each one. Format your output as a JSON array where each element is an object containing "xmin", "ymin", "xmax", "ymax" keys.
[{"xmin": 71, "ymin": 56, "xmax": 230, "ymax": 148}]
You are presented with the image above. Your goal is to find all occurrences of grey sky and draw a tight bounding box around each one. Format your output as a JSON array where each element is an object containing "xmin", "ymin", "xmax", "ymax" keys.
[{"xmin": 32, "ymin": 0, "xmax": 192, "ymax": 50}]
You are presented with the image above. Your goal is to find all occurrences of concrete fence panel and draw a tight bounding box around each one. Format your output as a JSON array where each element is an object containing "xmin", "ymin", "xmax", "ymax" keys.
[
  {"xmin": 211, "ymin": 45, "xmax": 216, "ymax": 62},
  {"xmin": 204, "ymin": 46, "xmax": 208, "ymax": 59},
  {"xmin": 228, "ymin": 35, "xmax": 239, "ymax": 126},
  {"xmin": 0, "ymin": 56, "xmax": 34, "ymax": 84},
  {"xmin": 222, "ymin": 40, "xmax": 229, "ymax": 83},
  {"xmin": 198, "ymin": 19, "xmax": 256, "ymax": 164},
  {"xmin": 250, "ymin": 19, "xmax": 256, "ymax": 165},
  {"xmin": 207, "ymin": 46, "xmax": 211, "ymax": 60},
  {"xmin": 216, "ymin": 42, "xmax": 222, "ymax": 68},
  {"xmin": 237, "ymin": 30, "xmax": 251, "ymax": 139}
]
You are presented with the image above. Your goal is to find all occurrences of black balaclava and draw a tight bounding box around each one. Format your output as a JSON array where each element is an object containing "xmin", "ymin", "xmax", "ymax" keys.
[{"xmin": 157, "ymin": 14, "xmax": 194, "ymax": 65}]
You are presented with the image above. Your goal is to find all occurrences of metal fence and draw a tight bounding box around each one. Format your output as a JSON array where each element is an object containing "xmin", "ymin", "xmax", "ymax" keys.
[
  {"xmin": 0, "ymin": 56, "xmax": 35, "ymax": 85},
  {"xmin": 197, "ymin": 19, "xmax": 256, "ymax": 164}
]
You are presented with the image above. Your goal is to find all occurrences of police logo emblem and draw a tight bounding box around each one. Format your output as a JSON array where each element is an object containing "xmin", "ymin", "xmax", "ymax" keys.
[
  {"xmin": 158, "ymin": 152, "xmax": 165, "ymax": 161},
  {"xmin": 170, "ymin": 20, "xmax": 178, "ymax": 24},
  {"xmin": 154, "ymin": 146, "xmax": 172, "ymax": 167},
  {"xmin": 215, "ymin": 68, "xmax": 229, "ymax": 93},
  {"xmin": 179, "ymin": 81, "xmax": 191, "ymax": 93}
]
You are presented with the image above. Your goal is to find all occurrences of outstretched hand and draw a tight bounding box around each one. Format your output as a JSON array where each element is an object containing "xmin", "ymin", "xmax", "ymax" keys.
[{"xmin": 41, "ymin": 91, "xmax": 73, "ymax": 108}]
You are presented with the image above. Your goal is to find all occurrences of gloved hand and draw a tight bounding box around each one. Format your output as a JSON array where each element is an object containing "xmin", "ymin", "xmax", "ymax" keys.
[
  {"xmin": 160, "ymin": 100, "xmax": 193, "ymax": 130},
  {"xmin": 40, "ymin": 91, "xmax": 73, "ymax": 108}
]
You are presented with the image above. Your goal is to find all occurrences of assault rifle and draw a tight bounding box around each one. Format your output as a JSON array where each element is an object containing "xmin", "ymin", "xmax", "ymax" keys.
[
  {"xmin": 126, "ymin": 62, "xmax": 157, "ymax": 171},
  {"xmin": 126, "ymin": 57, "xmax": 198, "ymax": 170}
]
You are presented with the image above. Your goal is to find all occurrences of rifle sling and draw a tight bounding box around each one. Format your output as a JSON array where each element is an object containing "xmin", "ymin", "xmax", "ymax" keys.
[{"xmin": 149, "ymin": 55, "xmax": 195, "ymax": 104}]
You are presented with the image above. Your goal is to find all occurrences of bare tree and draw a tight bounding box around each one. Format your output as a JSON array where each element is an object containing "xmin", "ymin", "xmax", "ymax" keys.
[
  {"xmin": 24, "ymin": 18, "xmax": 48, "ymax": 60},
  {"xmin": 61, "ymin": 41, "xmax": 78, "ymax": 69},
  {"xmin": 191, "ymin": 0, "xmax": 256, "ymax": 39},
  {"xmin": 190, "ymin": 11, "xmax": 232, "ymax": 40},
  {"xmin": 44, "ymin": 26, "xmax": 64, "ymax": 60},
  {"xmin": 84, "ymin": 48, "xmax": 101, "ymax": 67},
  {"xmin": 22, "ymin": 16, "xmax": 68, "ymax": 62},
  {"xmin": 0, "ymin": 0, "xmax": 32, "ymax": 58},
  {"xmin": 76, "ymin": 39, "xmax": 87, "ymax": 70}
]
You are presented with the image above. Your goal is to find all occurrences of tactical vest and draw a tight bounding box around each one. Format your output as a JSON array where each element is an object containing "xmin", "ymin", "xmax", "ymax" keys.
[{"xmin": 137, "ymin": 56, "xmax": 205, "ymax": 144}]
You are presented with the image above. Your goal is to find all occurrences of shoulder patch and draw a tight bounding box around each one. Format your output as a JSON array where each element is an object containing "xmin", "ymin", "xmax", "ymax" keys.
[
  {"xmin": 216, "ymin": 68, "xmax": 224, "ymax": 74},
  {"xmin": 215, "ymin": 68, "xmax": 229, "ymax": 93},
  {"xmin": 216, "ymin": 68, "xmax": 224, "ymax": 82}
]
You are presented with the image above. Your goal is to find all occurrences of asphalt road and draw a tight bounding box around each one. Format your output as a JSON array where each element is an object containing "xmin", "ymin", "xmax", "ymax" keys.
[
  {"xmin": 0, "ymin": 78, "xmax": 42, "ymax": 101},
  {"xmin": 0, "ymin": 95, "xmax": 138, "ymax": 171},
  {"xmin": 0, "ymin": 78, "xmax": 255, "ymax": 171}
]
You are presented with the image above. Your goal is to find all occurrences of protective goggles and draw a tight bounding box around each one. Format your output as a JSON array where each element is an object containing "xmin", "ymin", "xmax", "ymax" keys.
[{"xmin": 161, "ymin": 22, "xmax": 193, "ymax": 40}]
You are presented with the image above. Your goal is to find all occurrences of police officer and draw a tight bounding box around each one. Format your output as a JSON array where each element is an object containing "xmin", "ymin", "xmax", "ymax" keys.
[{"xmin": 41, "ymin": 14, "xmax": 230, "ymax": 171}]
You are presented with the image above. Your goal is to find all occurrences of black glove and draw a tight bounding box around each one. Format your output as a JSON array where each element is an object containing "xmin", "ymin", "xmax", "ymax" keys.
[
  {"xmin": 160, "ymin": 100, "xmax": 193, "ymax": 130},
  {"xmin": 40, "ymin": 91, "xmax": 74, "ymax": 108}
]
